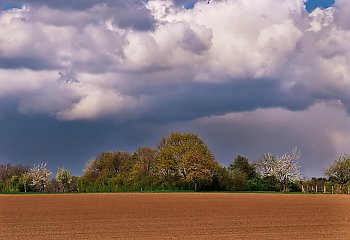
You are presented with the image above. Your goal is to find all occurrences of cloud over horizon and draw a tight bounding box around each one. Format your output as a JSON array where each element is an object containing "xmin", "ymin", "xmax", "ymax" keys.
[{"xmin": 1, "ymin": 0, "xmax": 350, "ymax": 177}]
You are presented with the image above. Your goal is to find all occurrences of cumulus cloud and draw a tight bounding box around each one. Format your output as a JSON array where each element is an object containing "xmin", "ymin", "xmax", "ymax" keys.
[
  {"xmin": 0, "ymin": 0, "xmax": 350, "ymax": 123},
  {"xmin": 0, "ymin": 69, "xmax": 78, "ymax": 114}
]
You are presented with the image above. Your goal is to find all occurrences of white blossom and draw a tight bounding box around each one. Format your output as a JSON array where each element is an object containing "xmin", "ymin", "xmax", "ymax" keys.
[
  {"xmin": 30, "ymin": 162, "xmax": 52, "ymax": 192},
  {"xmin": 257, "ymin": 147, "xmax": 302, "ymax": 190}
]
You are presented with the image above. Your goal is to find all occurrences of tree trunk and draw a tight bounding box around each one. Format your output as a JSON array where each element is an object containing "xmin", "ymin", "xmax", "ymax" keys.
[
  {"xmin": 283, "ymin": 177, "xmax": 288, "ymax": 192},
  {"xmin": 41, "ymin": 181, "xmax": 45, "ymax": 192}
]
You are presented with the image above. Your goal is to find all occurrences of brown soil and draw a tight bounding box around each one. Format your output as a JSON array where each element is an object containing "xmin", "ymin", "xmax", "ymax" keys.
[{"xmin": 1, "ymin": 193, "xmax": 349, "ymax": 239}]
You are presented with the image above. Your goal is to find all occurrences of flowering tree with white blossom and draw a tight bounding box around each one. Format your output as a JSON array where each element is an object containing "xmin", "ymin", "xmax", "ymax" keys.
[
  {"xmin": 30, "ymin": 162, "xmax": 52, "ymax": 192},
  {"xmin": 257, "ymin": 148, "xmax": 302, "ymax": 191}
]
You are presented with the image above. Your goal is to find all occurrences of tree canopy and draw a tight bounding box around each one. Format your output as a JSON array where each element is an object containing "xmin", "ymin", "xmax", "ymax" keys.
[
  {"xmin": 324, "ymin": 154, "xmax": 350, "ymax": 184},
  {"xmin": 56, "ymin": 167, "xmax": 73, "ymax": 192},
  {"xmin": 156, "ymin": 132, "xmax": 220, "ymax": 190},
  {"xmin": 4, "ymin": 132, "xmax": 350, "ymax": 194},
  {"xmin": 256, "ymin": 148, "xmax": 301, "ymax": 191}
]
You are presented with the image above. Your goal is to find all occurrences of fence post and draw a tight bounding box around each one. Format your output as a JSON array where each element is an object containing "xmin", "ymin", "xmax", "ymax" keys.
[
  {"xmin": 332, "ymin": 185, "xmax": 334, "ymax": 194},
  {"xmin": 323, "ymin": 185, "xmax": 326, "ymax": 194},
  {"xmin": 316, "ymin": 185, "xmax": 318, "ymax": 194}
]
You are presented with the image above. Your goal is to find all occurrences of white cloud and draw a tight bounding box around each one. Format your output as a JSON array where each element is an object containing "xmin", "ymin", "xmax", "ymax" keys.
[
  {"xmin": 308, "ymin": 7, "xmax": 334, "ymax": 32},
  {"xmin": 57, "ymin": 84, "xmax": 148, "ymax": 120},
  {"xmin": 0, "ymin": 69, "xmax": 77, "ymax": 114},
  {"xmin": 0, "ymin": 0, "xmax": 350, "ymax": 122},
  {"xmin": 334, "ymin": 0, "xmax": 350, "ymax": 29}
]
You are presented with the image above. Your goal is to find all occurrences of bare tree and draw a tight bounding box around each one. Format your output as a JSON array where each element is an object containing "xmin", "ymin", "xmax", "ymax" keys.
[
  {"xmin": 30, "ymin": 162, "xmax": 52, "ymax": 192},
  {"xmin": 257, "ymin": 148, "xmax": 302, "ymax": 191}
]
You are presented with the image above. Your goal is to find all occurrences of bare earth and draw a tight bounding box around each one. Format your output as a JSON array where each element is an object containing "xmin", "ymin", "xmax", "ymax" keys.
[{"xmin": 1, "ymin": 193, "xmax": 350, "ymax": 240}]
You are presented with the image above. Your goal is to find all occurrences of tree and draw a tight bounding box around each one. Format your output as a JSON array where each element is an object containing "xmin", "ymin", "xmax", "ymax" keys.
[
  {"xmin": 56, "ymin": 167, "xmax": 73, "ymax": 192},
  {"xmin": 20, "ymin": 173, "xmax": 32, "ymax": 192},
  {"xmin": 256, "ymin": 148, "xmax": 302, "ymax": 191},
  {"xmin": 229, "ymin": 155, "xmax": 256, "ymax": 177},
  {"xmin": 325, "ymin": 154, "xmax": 350, "ymax": 184},
  {"xmin": 227, "ymin": 155, "xmax": 258, "ymax": 191},
  {"xmin": 0, "ymin": 164, "xmax": 29, "ymax": 191},
  {"xmin": 81, "ymin": 151, "xmax": 132, "ymax": 192},
  {"xmin": 30, "ymin": 162, "xmax": 52, "ymax": 192},
  {"xmin": 129, "ymin": 147, "xmax": 157, "ymax": 190},
  {"xmin": 228, "ymin": 169, "xmax": 247, "ymax": 191},
  {"xmin": 83, "ymin": 151, "xmax": 131, "ymax": 180},
  {"xmin": 156, "ymin": 132, "xmax": 220, "ymax": 190}
]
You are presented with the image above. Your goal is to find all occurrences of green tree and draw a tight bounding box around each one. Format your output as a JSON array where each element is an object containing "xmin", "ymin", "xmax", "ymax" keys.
[
  {"xmin": 56, "ymin": 167, "xmax": 73, "ymax": 192},
  {"xmin": 81, "ymin": 151, "xmax": 131, "ymax": 192},
  {"xmin": 0, "ymin": 164, "xmax": 29, "ymax": 191},
  {"xmin": 83, "ymin": 152, "xmax": 130, "ymax": 178},
  {"xmin": 8, "ymin": 175, "xmax": 21, "ymax": 192},
  {"xmin": 129, "ymin": 147, "xmax": 157, "ymax": 190},
  {"xmin": 210, "ymin": 166, "xmax": 233, "ymax": 191},
  {"xmin": 227, "ymin": 155, "xmax": 258, "ymax": 191},
  {"xmin": 229, "ymin": 155, "xmax": 255, "ymax": 178},
  {"xmin": 156, "ymin": 132, "xmax": 220, "ymax": 191},
  {"xmin": 228, "ymin": 169, "xmax": 247, "ymax": 191},
  {"xmin": 325, "ymin": 154, "xmax": 350, "ymax": 184},
  {"xmin": 20, "ymin": 173, "xmax": 32, "ymax": 192}
]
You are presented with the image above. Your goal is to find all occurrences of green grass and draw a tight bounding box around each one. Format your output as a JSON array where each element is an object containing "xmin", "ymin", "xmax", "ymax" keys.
[
  {"xmin": 0, "ymin": 190, "xmax": 339, "ymax": 195},
  {"xmin": 0, "ymin": 190, "xmax": 305, "ymax": 195}
]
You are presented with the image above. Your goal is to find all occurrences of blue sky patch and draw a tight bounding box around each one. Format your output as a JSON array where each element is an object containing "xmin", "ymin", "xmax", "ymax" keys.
[
  {"xmin": 1, "ymin": 1, "xmax": 23, "ymax": 11},
  {"xmin": 306, "ymin": 0, "xmax": 335, "ymax": 12},
  {"xmin": 184, "ymin": 0, "xmax": 197, "ymax": 9}
]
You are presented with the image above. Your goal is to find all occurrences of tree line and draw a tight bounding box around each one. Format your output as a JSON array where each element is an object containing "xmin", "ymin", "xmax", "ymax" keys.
[{"xmin": 1, "ymin": 132, "xmax": 349, "ymax": 193}]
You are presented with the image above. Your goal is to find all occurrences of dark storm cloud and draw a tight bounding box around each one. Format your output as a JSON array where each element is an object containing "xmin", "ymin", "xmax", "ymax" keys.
[
  {"xmin": 0, "ymin": 57, "xmax": 57, "ymax": 70},
  {"xmin": 14, "ymin": 0, "xmax": 156, "ymax": 31},
  {"xmin": 110, "ymin": 6, "xmax": 155, "ymax": 31},
  {"xmin": 141, "ymin": 79, "xmax": 315, "ymax": 124},
  {"xmin": 0, "ymin": 102, "xmax": 163, "ymax": 175},
  {"xmin": 165, "ymin": 101, "xmax": 350, "ymax": 177}
]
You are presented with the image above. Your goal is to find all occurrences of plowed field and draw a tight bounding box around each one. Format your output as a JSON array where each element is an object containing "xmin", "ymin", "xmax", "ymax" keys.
[{"xmin": 1, "ymin": 193, "xmax": 349, "ymax": 239}]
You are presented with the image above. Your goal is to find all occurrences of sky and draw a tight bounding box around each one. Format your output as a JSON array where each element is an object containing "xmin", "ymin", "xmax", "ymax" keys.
[{"xmin": 0, "ymin": 0, "xmax": 349, "ymax": 178}]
